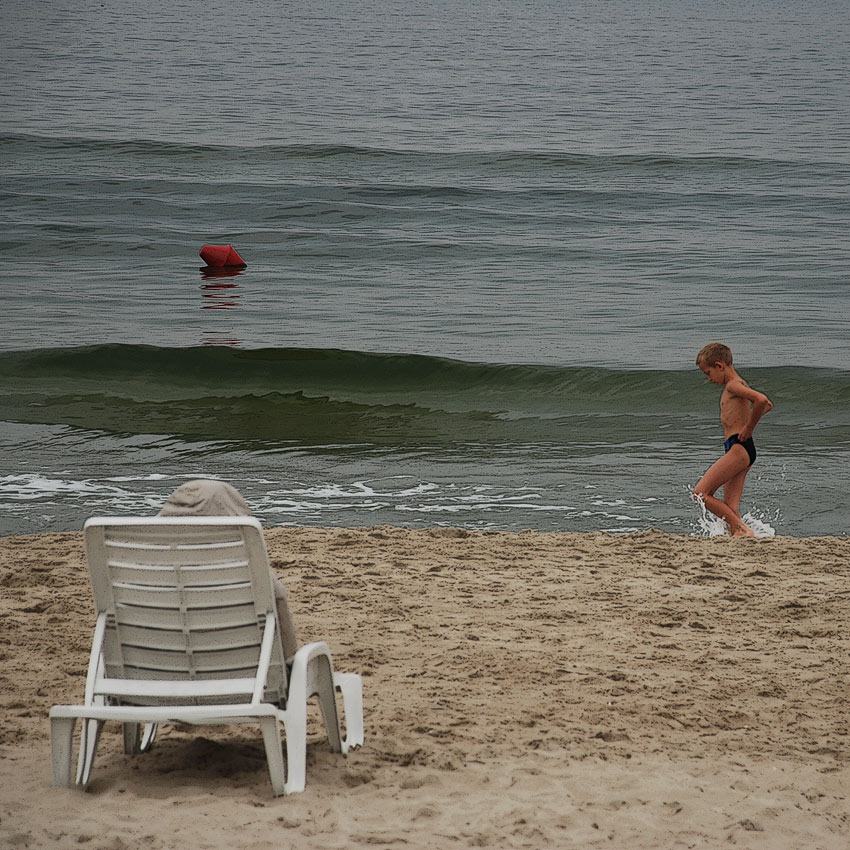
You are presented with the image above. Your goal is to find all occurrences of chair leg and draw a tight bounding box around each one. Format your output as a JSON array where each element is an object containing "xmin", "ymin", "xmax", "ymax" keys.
[
  {"xmin": 123, "ymin": 723, "xmax": 141, "ymax": 754},
  {"xmin": 334, "ymin": 673, "xmax": 364, "ymax": 750},
  {"xmin": 75, "ymin": 718, "xmax": 103, "ymax": 786},
  {"xmin": 282, "ymin": 705, "xmax": 308, "ymax": 795},
  {"xmin": 123, "ymin": 721, "xmax": 157, "ymax": 755},
  {"xmin": 316, "ymin": 661, "xmax": 343, "ymax": 754},
  {"xmin": 140, "ymin": 722, "xmax": 158, "ymax": 752},
  {"xmin": 51, "ymin": 716, "xmax": 77, "ymax": 787},
  {"xmin": 259, "ymin": 715, "xmax": 287, "ymax": 796}
]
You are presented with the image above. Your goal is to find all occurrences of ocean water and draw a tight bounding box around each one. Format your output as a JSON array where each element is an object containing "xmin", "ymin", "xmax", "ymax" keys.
[{"xmin": 2, "ymin": 0, "xmax": 848, "ymax": 537}]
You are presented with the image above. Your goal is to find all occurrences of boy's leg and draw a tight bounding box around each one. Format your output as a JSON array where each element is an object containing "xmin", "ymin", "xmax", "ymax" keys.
[
  {"xmin": 694, "ymin": 447, "xmax": 754, "ymax": 536},
  {"xmin": 722, "ymin": 466, "xmax": 750, "ymax": 517}
]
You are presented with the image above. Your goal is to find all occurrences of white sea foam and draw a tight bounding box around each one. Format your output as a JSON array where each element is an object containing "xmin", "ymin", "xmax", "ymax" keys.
[
  {"xmin": 0, "ymin": 474, "xmax": 114, "ymax": 499},
  {"xmin": 105, "ymin": 474, "xmax": 171, "ymax": 482},
  {"xmin": 691, "ymin": 492, "xmax": 776, "ymax": 538},
  {"xmin": 742, "ymin": 512, "xmax": 777, "ymax": 538}
]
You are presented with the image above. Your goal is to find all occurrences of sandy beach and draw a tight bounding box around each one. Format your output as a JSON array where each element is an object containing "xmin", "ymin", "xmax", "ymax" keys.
[{"xmin": 1, "ymin": 526, "xmax": 848, "ymax": 849}]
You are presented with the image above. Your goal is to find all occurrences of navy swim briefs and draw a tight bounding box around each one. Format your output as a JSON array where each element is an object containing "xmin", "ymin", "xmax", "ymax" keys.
[{"xmin": 724, "ymin": 433, "xmax": 756, "ymax": 466}]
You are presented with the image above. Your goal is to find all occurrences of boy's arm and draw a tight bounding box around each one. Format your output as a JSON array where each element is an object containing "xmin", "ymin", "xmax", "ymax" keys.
[{"xmin": 728, "ymin": 380, "xmax": 773, "ymax": 441}]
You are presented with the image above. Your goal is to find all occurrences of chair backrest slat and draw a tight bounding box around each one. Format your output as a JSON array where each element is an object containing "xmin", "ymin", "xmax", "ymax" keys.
[
  {"xmin": 119, "ymin": 644, "xmax": 268, "ymax": 674},
  {"xmin": 111, "ymin": 582, "xmax": 256, "ymax": 609},
  {"xmin": 112, "ymin": 603, "xmax": 258, "ymax": 631},
  {"xmin": 117, "ymin": 622, "xmax": 261, "ymax": 653},
  {"xmin": 107, "ymin": 561, "xmax": 253, "ymax": 587}
]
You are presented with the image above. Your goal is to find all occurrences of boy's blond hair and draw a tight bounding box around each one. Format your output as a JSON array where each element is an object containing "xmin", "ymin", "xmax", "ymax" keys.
[{"xmin": 696, "ymin": 342, "xmax": 733, "ymax": 367}]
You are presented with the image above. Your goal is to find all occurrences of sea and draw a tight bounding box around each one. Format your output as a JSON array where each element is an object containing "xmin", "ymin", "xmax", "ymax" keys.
[{"xmin": 2, "ymin": 0, "xmax": 849, "ymax": 538}]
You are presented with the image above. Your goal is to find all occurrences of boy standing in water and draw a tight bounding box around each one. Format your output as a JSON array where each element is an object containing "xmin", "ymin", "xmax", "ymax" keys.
[{"xmin": 694, "ymin": 343, "xmax": 773, "ymax": 537}]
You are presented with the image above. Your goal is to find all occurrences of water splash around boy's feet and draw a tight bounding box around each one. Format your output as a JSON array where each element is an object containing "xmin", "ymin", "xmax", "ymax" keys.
[{"xmin": 694, "ymin": 343, "xmax": 774, "ymax": 537}]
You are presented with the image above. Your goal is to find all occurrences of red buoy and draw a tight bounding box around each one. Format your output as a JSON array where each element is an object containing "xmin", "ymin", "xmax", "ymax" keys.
[{"xmin": 199, "ymin": 244, "xmax": 247, "ymax": 267}]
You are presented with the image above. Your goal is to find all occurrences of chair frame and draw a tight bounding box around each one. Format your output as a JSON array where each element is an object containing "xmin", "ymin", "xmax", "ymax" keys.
[{"xmin": 50, "ymin": 516, "xmax": 363, "ymax": 796}]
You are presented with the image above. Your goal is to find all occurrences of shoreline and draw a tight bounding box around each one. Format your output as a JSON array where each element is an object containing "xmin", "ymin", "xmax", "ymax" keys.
[
  {"xmin": 3, "ymin": 525, "xmax": 850, "ymax": 545},
  {"xmin": 2, "ymin": 526, "xmax": 848, "ymax": 848}
]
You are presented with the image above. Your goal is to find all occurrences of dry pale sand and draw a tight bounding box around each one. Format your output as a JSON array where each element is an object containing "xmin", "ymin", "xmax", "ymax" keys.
[{"xmin": 1, "ymin": 526, "xmax": 848, "ymax": 849}]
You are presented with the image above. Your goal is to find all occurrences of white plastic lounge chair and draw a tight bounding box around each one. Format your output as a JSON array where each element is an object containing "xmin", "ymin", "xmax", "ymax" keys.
[{"xmin": 50, "ymin": 516, "xmax": 363, "ymax": 796}]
